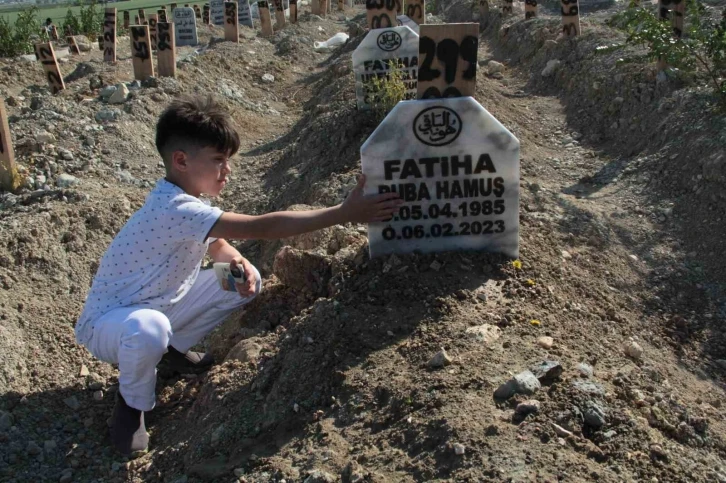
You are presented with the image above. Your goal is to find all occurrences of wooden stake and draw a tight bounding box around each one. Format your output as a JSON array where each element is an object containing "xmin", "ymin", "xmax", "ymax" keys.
[
  {"xmin": 130, "ymin": 25, "xmax": 154, "ymax": 80},
  {"xmin": 525, "ymin": 0, "xmax": 536, "ymax": 19},
  {"xmin": 158, "ymin": 8, "xmax": 168, "ymax": 22},
  {"xmin": 561, "ymin": 0, "xmax": 580, "ymax": 36},
  {"xmin": 338, "ymin": 0, "xmax": 343, "ymax": 11},
  {"xmin": 671, "ymin": 0, "xmax": 685, "ymax": 38},
  {"xmin": 171, "ymin": 3, "xmax": 178, "ymax": 12},
  {"xmin": 319, "ymin": 0, "xmax": 328, "ymax": 17},
  {"xmin": 290, "ymin": 0, "xmax": 298, "ymax": 23},
  {"xmin": 272, "ymin": 0, "xmax": 285, "ymax": 28},
  {"xmin": 138, "ymin": 9, "xmax": 146, "ymax": 23},
  {"xmin": 416, "ymin": 23, "xmax": 479, "ymax": 99},
  {"xmin": 367, "ymin": 0, "xmax": 400, "ymax": 29},
  {"xmin": 203, "ymin": 4, "xmax": 210, "ymax": 24},
  {"xmin": 34, "ymin": 42, "xmax": 65, "ymax": 94},
  {"xmin": 502, "ymin": 0, "xmax": 513, "ymax": 15},
  {"xmin": 224, "ymin": 2, "xmax": 239, "ymax": 41},
  {"xmin": 135, "ymin": 15, "xmax": 140, "ymax": 24},
  {"xmin": 97, "ymin": 36, "xmax": 103, "ymax": 50},
  {"xmin": 148, "ymin": 14, "xmax": 158, "ymax": 50},
  {"xmin": 157, "ymin": 22, "xmax": 176, "ymax": 77},
  {"xmin": 406, "ymin": 0, "xmax": 425, "ymax": 24},
  {"xmin": 123, "ymin": 11, "xmax": 130, "ymax": 29},
  {"xmin": 194, "ymin": 4, "xmax": 202, "ymax": 18},
  {"xmin": 258, "ymin": 1, "xmax": 274, "ymax": 36},
  {"xmin": 50, "ymin": 25, "xmax": 59, "ymax": 41},
  {"xmin": 67, "ymin": 36, "xmax": 81, "ymax": 55},
  {"xmin": 0, "ymin": 100, "xmax": 19, "ymax": 192},
  {"xmin": 104, "ymin": 7, "xmax": 117, "ymax": 62}
]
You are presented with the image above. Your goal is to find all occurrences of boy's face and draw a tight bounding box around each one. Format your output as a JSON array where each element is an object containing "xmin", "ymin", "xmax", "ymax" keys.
[{"xmin": 179, "ymin": 146, "xmax": 231, "ymax": 197}]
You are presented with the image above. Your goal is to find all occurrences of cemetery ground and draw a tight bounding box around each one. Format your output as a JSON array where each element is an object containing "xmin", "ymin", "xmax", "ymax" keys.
[{"xmin": 1, "ymin": 2, "xmax": 726, "ymax": 482}]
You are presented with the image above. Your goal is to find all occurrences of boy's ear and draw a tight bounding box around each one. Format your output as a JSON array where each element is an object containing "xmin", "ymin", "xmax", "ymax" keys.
[{"xmin": 170, "ymin": 150, "xmax": 188, "ymax": 172}]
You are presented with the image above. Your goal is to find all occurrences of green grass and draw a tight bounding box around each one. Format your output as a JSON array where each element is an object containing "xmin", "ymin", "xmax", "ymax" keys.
[{"xmin": 0, "ymin": 0, "xmax": 188, "ymax": 25}]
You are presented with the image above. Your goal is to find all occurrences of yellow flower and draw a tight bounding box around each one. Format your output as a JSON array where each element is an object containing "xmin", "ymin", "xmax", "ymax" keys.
[
  {"xmin": 512, "ymin": 260, "xmax": 522, "ymax": 270},
  {"xmin": 530, "ymin": 319, "xmax": 541, "ymax": 326},
  {"xmin": 526, "ymin": 279, "xmax": 536, "ymax": 286}
]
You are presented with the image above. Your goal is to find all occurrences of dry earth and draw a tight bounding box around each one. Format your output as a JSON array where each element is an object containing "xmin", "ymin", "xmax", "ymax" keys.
[{"xmin": 1, "ymin": 2, "xmax": 726, "ymax": 483}]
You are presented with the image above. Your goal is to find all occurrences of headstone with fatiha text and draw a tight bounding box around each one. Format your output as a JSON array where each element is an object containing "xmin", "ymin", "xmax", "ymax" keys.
[
  {"xmin": 352, "ymin": 26, "xmax": 419, "ymax": 110},
  {"xmin": 173, "ymin": 7, "xmax": 199, "ymax": 46},
  {"xmin": 211, "ymin": 0, "xmax": 225, "ymax": 24},
  {"xmin": 361, "ymin": 97, "xmax": 520, "ymax": 259},
  {"xmin": 238, "ymin": 0, "xmax": 253, "ymax": 27}
]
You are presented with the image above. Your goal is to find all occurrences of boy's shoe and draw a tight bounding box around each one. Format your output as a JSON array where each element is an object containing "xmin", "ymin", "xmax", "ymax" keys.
[
  {"xmin": 110, "ymin": 393, "xmax": 149, "ymax": 455},
  {"xmin": 158, "ymin": 346, "xmax": 215, "ymax": 375}
]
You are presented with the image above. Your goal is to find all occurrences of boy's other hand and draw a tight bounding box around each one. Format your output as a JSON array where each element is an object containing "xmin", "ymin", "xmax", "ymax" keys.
[
  {"xmin": 230, "ymin": 257, "xmax": 258, "ymax": 298},
  {"xmin": 341, "ymin": 175, "xmax": 403, "ymax": 223}
]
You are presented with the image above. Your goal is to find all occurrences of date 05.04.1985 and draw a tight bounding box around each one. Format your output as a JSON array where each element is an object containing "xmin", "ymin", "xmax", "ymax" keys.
[
  {"xmin": 381, "ymin": 220, "xmax": 506, "ymax": 241},
  {"xmin": 391, "ymin": 200, "xmax": 506, "ymax": 223}
]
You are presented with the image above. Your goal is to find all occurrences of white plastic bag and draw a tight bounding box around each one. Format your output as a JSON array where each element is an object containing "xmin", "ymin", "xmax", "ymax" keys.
[{"xmin": 314, "ymin": 32, "xmax": 349, "ymax": 52}]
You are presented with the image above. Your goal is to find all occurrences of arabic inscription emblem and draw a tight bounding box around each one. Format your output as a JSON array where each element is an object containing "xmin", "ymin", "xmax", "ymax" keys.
[
  {"xmin": 376, "ymin": 30, "xmax": 402, "ymax": 52},
  {"xmin": 413, "ymin": 106, "xmax": 462, "ymax": 147}
]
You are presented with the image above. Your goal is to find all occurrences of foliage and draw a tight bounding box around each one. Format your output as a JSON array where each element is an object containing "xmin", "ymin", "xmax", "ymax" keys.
[
  {"xmin": 61, "ymin": 7, "xmax": 80, "ymax": 35},
  {"xmin": 365, "ymin": 67, "xmax": 408, "ymax": 120},
  {"xmin": 0, "ymin": 6, "xmax": 39, "ymax": 57},
  {"xmin": 61, "ymin": 0, "xmax": 100, "ymax": 37},
  {"xmin": 620, "ymin": 1, "xmax": 726, "ymax": 104}
]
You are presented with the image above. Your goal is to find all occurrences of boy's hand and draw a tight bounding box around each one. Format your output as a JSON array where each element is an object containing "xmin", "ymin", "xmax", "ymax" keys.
[
  {"xmin": 340, "ymin": 175, "xmax": 403, "ymax": 223},
  {"xmin": 230, "ymin": 257, "xmax": 258, "ymax": 298}
]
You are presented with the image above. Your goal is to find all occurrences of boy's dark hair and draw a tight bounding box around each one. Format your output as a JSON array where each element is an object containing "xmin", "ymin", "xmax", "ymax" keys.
[{"xmin": 155, "ymin": 96, "xmax": 240, "ymax": 169}]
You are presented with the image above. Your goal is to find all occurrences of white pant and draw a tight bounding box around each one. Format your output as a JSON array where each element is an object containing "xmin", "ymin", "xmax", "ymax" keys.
[{"xmin": 85, "ymin": 267, "xmax": 261, "ymax": 411}]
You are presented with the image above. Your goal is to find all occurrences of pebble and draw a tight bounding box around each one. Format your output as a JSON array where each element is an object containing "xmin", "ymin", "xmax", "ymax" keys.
[
  {"xmin": 430, "ymin": 260, "xmax": 442, "ymax": 271},
  {"xmin": 108, "ymin": 84, "xmax": 130, "ymax": 104},
  {"xmin": 453, "ymin": 443, "xmax": 465, "ymax": 455},
  {"xmin": 495, "ymin": 370, "xmax": 541, "ymax": 399},
  {"xmin": 58, "ymin": 149, "xmax": 74, "ymax": 161},
  {"xmin": 577, "ymin": 363, "xmax": 594, "ymax": 378},
  {"xmin": 465, "ymin": 324, "xmax": 501, "ymax": 345},
  {"xmin": 56, "ymin": 173, "xmax": 79, "ymax": 188},
  {"xmin": 87, "ymin": 372, "xmax": 104, "ymax": 390},
  {"xmin": 44, "ymin": 440, "xmax": 57, "ymax": 452},
  {"xmin": 529, "ymin": 360, "xmax": 563, "ymax": 383},
  {"xmin": 537, "ymin": 336, "xmax": 553, "ymax": 349},
  {"xmin": 428, "ymin": 348, "xmax": 452, "ymax": 369},
  {"xmin": 63, "ymin": 396, "xmax": 80, "ymax": 410},
  {"xmin": 95, "ymin": 108, "xmax": 121, "ymax": 122},
  {"xmin": 541, "ymin": 59, "xmax": 561, "ymax": 77},
  {"xmin": 233, "ymin": 468, "xmax": 245, "ymax": 477},
  {"xmin": 79, "ymin": 364, "xmax": 89, "ymax": 377},
  {"xmin": 59, "ymin": 469, "xmax": 73, "ymax": 483},
  {"xmin": 487, "ymin": 60, "xmax": 504, "ymax": 75},
  {"xmin": 93, "ymin": 390, "xmax": 104, "ymax": 401},
  {"xmin": 561, "ymin": 250, "xmax": 572, "ymax": 259},
  {"xmin": 583, "ymin": 402, "xmax": 607, "ymax": 428},
  {"xmin": 0, "ymin": 410, "xmax": 13, "ymax": 430},
  {"xmin": 261, "ymin": 73, "xmax": 275, "ymax": 83},
  {"xmin": 516, "ymin": 399, "xmax": 541, "ymax": 415},
  {"xmin": 36, "ymin": 130, "xmax": 56, "ymax": 144},
  {"xmin": 100, "ymin": 85, "xmax": 117, "ymax": 99},
  {"xmin": 552, "ymin": 423, "xmax": 573, "ymax": 438},
  {"xmin": 26, "ymin": 440, "xmax": 42, "ymax": 455},
  {"xmin": 226, "ymin": 339, "xmax": 262, "ymax": 363},
  {"xmin": 624, "ymin": 340, "xmax": 643, "ymax": 359}
]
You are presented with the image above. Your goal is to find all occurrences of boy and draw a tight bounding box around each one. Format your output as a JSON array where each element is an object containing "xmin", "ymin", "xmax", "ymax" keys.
[{"xmin": 75, "ymin": 96, "xmax": 401, "ymax": 454}]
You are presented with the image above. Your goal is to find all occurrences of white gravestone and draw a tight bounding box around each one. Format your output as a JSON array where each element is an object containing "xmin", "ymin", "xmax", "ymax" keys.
[
  {"xmin": 353, "ymin": 26, "xmax": 418, "ymax": 111},
  {"xmin": 396, "ymin": 15, "xmax": 419, "ymax": 34},
  {"xmin": 212, "ymin": 0, "xmax": 225, "ymax": 25},
  {"xmin": 238, "ymin": 0, "xmax": 254, "ymax": 27},
  {"xmin": 361, "ymin": 96, "xmax": 520, "ymax": 259},
  {"xmin": 173, "ymin": 7, "xmax": 198, "ymax": 46}
]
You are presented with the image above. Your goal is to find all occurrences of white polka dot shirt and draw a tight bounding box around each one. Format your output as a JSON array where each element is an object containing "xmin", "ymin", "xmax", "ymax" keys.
[{"xmin": 74, "ymin": 179, "xmax": 223, "ymax": 345}]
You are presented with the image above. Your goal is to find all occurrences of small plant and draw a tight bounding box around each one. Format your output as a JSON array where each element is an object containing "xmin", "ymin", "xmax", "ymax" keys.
[
  {"xmin": 0, "ymin": 6, "xmax": 39, "ymax": 57},
  {"xmin": 79, "ymin": 0, "xmax": 102, "ymax": 38},
  {"xmin": 62, "ymin": 8, "xmax": 81, "ymax": 36},
  {"xmin": 621, "ymin": 1, "xmax": 726, "ymax": 104},
  {"xmin": 364, "ymin": 66, "xmax": 408, "ymax": 120}
]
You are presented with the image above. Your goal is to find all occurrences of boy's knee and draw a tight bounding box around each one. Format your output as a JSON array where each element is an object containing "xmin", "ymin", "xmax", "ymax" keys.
[{"xmin": 122, "ymin": 310, "xmax": 172, "ymax": 354}]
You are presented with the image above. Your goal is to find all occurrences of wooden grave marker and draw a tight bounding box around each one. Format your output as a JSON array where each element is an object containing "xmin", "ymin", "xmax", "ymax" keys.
[
  {"xmin": 203, "ymin": 5, "xmax": 210, "ymax": 24},
  {"xmin": 148, "ymin": 13, "xmax": 158, "ymax": 50},
  {"xmin": 258, "ymin": 1, "xmax": 274, "ymax": 37},
  {"xmin": 171, "ymin": 3, "xmax": 178, "ymax": 11},
  {"xmin": 561, "ymin": 0, "xmax": 580, "ymax": 36},
  {"xmin": 311, "ymin": 0, "xmax": 319, "ymax": 14},
  {"xmin": 502, "ymin": 0, "xmax": 513, "ymax": 15},
  {"xmin": 211, "ymin": 0, "xmax": 225, "ymax": 24},
  {"xmin": 123, "ymin": 11, "xmax": 130, "ymax": 28},
  {"xmin": 320, "ymin": 0, "xmax": 328, "ymax": 17},
  {"xmin": 34, "ymin": 42, "xmax": 65, "ymax": 94},
  {"xmin": 157, "ymin": 22, "xmax": 176, "ymax": 77},
  {"xmin": 672, "ymin": 0, "xmax": 685, "ymax": 38},
  {"xmin": 130, "ymin": 25, "xmax": 154, "ymax": 80},
  {"xmin": 138, "ymin": 9, "xmax": 146, "ymax": 23},
  {"xmin": 405, "ymin": 0, "xmax": 425, "ymax": 24},
  {"xmin": 290, "ymin": 0, "xmax": 298, "ymax": 23},
  {"xmin": 339, "ymin": 0, "xmax": 344, "ymax": 11},
  {"xmin": 525, "ymin": 0, "xmax": 537, "ymax": 19},
  {"xmin": 104, "ymin": 7, "xmax": 117, "ymax": 62},
  {"xmin": 272, "ymin": 0, "xmax": 285, "ymax": 28},
  {"xmin": 416, "ymin": 23, "xmax": 478, "ymax": 99},
  {"xmin": 194, "ymin": 4, "xmax": 202, "ymax": 18},
  {"xmin": 50, "ymin": 25, "xmax": 59, "ymax": 41},
  {"xmin": 478, "ymin": 0, "xmax": 488, "ymax": 22},
  {"xmin": 135, "ymin": 15, "xmax": 140, "ymax": 24},
  {"xmin": 367, "ymin": 0, "xmax": 401, "ymax": 30},
  {"xmin": 353, "ymin": 26, "xmax": 419, "ymax": 110},
  {"xmin": 67, "ymin": 36, "xmax": 81, "ymax": 55},
  {"xmin": 224, "ymin": 2, "xmax": 239, "ymax": 41},
  {"xmin": 173, "ymin": 7, "xmax": 199, "ymax": 46},
  {"xmin": 360, "ymin": 96, "xmax": 520, "ymax": 258},
  {"xmin": 158, "ymin": 8, "xmax": 168, "ymax": 22},
  {"xmin": 238, "ymin": 0, "xmax": 253, "ymax": 27},
  {"xmin": 97, "ymin": 36, "xmax": 103, "ymax": 50},
  {"xmin": 0, "ymin": 100, "xmax": 19, "ymax": 192},
  {"xmin": 65, "ymin": 25, "xmax": 72, "ymax": 36}
]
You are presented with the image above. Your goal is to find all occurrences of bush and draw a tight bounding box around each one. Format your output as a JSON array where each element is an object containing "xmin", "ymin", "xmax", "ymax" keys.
[
  {"xmin": 619, "ymin": 1, "xmax": 726, "ymax": 104},
  {"xmin": 365, "ymin": 67, "xmax": 408, "ymax": 120},
  {"xmin": 79, "ymin": 0, "xmax": 102, "ymax": 38},
  {"xmin": 0, "ymin": 6, "xmax": 39, "ymax": 57},
  {"xmin": 62, "ymin": 8, "xmax": 81, "ymax": 35}
]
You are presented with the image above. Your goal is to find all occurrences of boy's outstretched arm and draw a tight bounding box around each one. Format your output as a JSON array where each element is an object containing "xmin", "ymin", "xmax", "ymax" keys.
[{"xmin": 207, "ymin": 175, "xmax": 402, "ymax": 241}]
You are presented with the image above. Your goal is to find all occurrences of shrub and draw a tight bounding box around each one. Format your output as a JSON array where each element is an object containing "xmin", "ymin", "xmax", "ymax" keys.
[
  {"xmin": 365, "ymin": 67, "xmax": 408, "ymax": 120},
  {"xmin": 0, "ymin": 6, "xmax": 39, "ymax": 57},
  {"xmin": 62, "ymin": 8, "xmax": 81, "ymax": 35}
]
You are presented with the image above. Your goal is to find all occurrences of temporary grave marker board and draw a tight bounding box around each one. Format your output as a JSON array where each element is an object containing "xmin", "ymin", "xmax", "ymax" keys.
[
  {"xmin": 67, "ymin": 36, "xmax": 81, "ymax": 54},
  {"xmin": 225, "ymin": 2, "xmax": 239, "ymax": 41},
  {"xmin": 130, "ymin": 25, "xmax": 155, "ymax": 80},
  {"xmin": 525, "ymin": 0, "xmax": 536, "ymax": 18},
  {"xmin": 416, "ymin": 23, "xmax": 478, "ymax": 99},
  {"xmin": 173, "ymin": 7, "xmax": 199, "ymax": 46},
  {"xmin": 272, "ymin": 0, "xmax": 285, "ymax": 27},
  {"xmin": 367, "ymin": 0, "xmax": 401, "ymax": 29},
  {"xmin": 124, "ymin": 11, "xmax": 130, "ymax": 28},
  {"xmin": 561, "ymin": 0, "xmax": 579, "ymax": 36},
  {"xmin": 138, "ymin": 9, "xmax": 146, "ymax": 22},
  {"xmin": 258, "ymin": 1, "xmax": 273, "ymax": 36},
  {"xmin": 0, "ymin": 100, "xmax": 19, "ymax": 192},
  {"xmin": 158, "ymin": 8, "xmax": 168, "ymax": 22},
  {"xmin": 290, "ymin": 0, "xmax": 297, "ymax": 23},
  {"xmin": 103, "ymin": 8, "xmax": 117, "ymax": 62},
  {"xmin": 98, "ymin": 36, "xmax": 103, "ymax": 50},
  {"xmin": 405, "ymin": 0, "xmax": 424, "ymax": 24},
  {"xmin": 194, "ymin": 4, "xmax": 202, "ymax": 17},
  {"xmin": 148, "ymin": 14, "xmax": 158, "ymax": 50},
  {"xmin": 157, "ymin": 22, "xmax": 176, "ymax": 77},
  {"xmin": 203, "ymin": 5, "xmax": 210, "ymax": 23},
  {"xmin": 353, "ymin": 26, "xmax": 419, "ymax": 110},
  {"xmin": 135, "ymin": 15, "xmax": 140, "ymax": 24},
  {"xmin": 320, "ymin": 0, "xmax": 328, "ymax": 16},
  {"xmin": 212, "ymin": 0, "xmax": 225, "ymax": 24},
  {"xmin": 34, "ymin": 42, "xmax": 65, "ymax": 94},
  {"xmin": 237, "ymin": 0, "xmax": 253, "ymax": 27},
  {"xmin": 361, "ymin": 96, "xmax": 520, "ymax": 259},
  {"xmin": 479, "ymin": 0, "xmax": 488, "ymax": 21},
  {"xmin": 50, "ymin": 25, "xmax": 59, "ymax": 40},
  {"xmin": 502, "ymin": 0, "xmax": 513, "ymax": 15}
]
